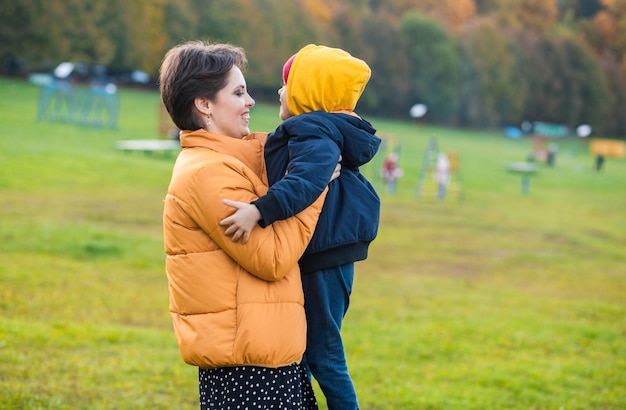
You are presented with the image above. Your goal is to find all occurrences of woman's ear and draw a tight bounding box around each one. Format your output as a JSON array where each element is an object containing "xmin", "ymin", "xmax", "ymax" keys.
[{"xmin": 193, "ymin": 97, "xmax": 211, "ymax": 116}]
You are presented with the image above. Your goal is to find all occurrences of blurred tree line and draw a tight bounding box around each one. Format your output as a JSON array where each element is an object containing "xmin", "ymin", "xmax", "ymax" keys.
[{"xmin": 1, "ymin": 0, "xmax": 625, "ymax": 135}]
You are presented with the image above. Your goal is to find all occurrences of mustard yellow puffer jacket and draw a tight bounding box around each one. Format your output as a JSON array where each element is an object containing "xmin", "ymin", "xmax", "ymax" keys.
[{"xmin": 163, "ymin": 129, "xmax": 325, "ymax": 369}]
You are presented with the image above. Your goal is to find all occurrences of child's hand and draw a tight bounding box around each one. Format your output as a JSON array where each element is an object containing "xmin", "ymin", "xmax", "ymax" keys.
[{"xmin": 219, "ymin": 199, "xmax": 262, "ymax": 244}]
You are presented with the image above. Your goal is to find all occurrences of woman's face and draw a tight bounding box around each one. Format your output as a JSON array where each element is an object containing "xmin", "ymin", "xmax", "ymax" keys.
[
  {"xmin": 209, "ymin": 66, "xmax": 255, "ymax": 139},
  {"xmin": 278, "ymin": 85, "xmax": 292, "ymax": 121}
]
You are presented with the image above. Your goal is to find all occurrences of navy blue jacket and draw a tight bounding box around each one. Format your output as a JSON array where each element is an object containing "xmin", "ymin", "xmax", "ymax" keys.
[{"xmin": 253, "ymin": 110, "xmax": 381, "ymax": 273}]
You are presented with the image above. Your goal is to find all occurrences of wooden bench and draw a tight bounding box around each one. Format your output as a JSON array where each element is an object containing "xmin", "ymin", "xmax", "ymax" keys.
[{"xmin": 115, "ymin": 139, "xmax": 180, "ymax": 155}]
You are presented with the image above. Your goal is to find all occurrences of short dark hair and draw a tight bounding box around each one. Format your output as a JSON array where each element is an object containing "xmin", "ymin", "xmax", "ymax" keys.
[{"xmin": 159, "ymin": 41, "xmax": 247, "ymax": 131}]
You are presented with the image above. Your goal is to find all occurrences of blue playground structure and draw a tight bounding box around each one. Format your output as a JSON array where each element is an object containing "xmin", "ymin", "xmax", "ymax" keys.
[{"xmin": 36, "ymin": 77, "xmax": 119, "ymax": 128}]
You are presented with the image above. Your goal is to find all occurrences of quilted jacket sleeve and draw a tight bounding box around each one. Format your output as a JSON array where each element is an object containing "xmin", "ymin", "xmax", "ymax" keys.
[
  {"xmin": 253, "ymin": 114, "xmax": 341, "ymax": 227},
  {"xmin": 177, "ymin": 156, "xmax": 326, "ymax": 282}
]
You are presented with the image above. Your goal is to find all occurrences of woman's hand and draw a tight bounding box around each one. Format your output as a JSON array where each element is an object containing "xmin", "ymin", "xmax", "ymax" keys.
[
  {"xmin": 330, "ymin": 155, "xmax": 342, "ymax": 183},
  {"xmin": 219, "ymin": 199, "xmax": 262, "ymax": 244}
]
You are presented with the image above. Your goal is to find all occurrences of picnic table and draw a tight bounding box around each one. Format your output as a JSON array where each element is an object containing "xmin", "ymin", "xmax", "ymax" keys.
[{"xmin": 506, "ymin": 161, "xmax": 538, "ymax": 195}]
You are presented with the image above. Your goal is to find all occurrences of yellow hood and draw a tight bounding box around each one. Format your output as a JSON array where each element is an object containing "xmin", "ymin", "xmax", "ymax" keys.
[{"xmin": 285, "ymin": 44, "xmax": 371, "ymax": 116}]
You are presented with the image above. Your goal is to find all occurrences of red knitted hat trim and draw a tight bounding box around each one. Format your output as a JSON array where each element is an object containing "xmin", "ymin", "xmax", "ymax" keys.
[{"xmin": 282, "ymin": 54, "xmax": 296, "ymax": 85}]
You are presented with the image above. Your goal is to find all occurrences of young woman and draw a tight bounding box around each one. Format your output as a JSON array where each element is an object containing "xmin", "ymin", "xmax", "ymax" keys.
[{"xmin": 160, "ymin": 40, "xmax": 329, "ymax": 410}]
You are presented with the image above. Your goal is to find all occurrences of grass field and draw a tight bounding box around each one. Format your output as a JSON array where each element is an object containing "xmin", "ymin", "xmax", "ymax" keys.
[{"xmin": 0, "ymin": 77, "xmax": 625, "ymax": 409}]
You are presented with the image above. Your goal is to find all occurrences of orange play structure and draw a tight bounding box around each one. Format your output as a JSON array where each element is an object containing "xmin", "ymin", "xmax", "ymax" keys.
[{"xmin": 590, "ymin": 138, "xmax": 625, "ymax": 158}]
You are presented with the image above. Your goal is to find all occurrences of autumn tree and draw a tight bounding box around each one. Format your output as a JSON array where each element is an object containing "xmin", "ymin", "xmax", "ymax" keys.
[
  {"xmin": 399, "ymin": 12, "xmax": 461, "ymax": 124},
  {"xmin": 0, "ymin": 0, "xmax": 53, "ymax": 72},
  {"xmin": 1, "ymin": 0, "xmax": 625, "ymax": 135},
  {"xmin": 0, "ymin": 0, "xmax": 117, "ymax": 69},
  {"xmin": 353, "ymin": 11, "xmax": 410, "ymax": 116},
  {"xmin": 520, "ymin": 32, "xmax": 609, "ymax": 131},
  {"xmin": 598, "ymin": 56, "xmax": 626, "ymax": 134},
  {"xmin": 0, "ymin": 0, "xmax": 167, "ymax": 76},
  {"xmin": 590, "ymin": 9, "xmax": 618, "ymax": 52},
  {"xmin": 457, "ymin": 18, "xmax": 526, "ymax": 127},
  {"xmin": 108, "ymin": 0, "xmax": 167, "ymax": 74},
  {"xmin": 599, "ymin": 0, "xmax": 626, "ymax": 71},
  {"xmin": 162, "ymin": 0, "xmax": 201, "ymax": 48},
  {"xmin": 370, "ymin": 0, "xmax": 477, "ymax": 28},
  {"xmin": 422, "ymin": 0, "xmax": 477, "ymax": 29},
  {"xmin": 490, "ymin": 0, "xmax": 560, "ymax": 35}
]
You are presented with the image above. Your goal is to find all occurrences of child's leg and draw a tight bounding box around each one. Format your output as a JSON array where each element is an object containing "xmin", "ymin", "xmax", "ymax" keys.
[{"xmin": 302, "ymin": 263, "xmax": 358, "ymax": 410}]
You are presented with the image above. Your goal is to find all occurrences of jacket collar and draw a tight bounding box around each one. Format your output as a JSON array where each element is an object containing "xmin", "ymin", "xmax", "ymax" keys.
[{"xmin": 179, "ymin": 129, "xmax": 267, "ymax": 183}]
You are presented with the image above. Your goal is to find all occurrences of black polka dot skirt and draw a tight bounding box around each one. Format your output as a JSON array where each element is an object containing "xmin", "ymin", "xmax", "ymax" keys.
[{"xmin": 199, "ymin": 363, "xmax": 318, "ymax": 409}]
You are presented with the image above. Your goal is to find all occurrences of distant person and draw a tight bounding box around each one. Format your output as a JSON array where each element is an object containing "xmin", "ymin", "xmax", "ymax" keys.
[
  {"xmin": 547, "ymin": 142, "xmax": 558, "ymax": 167},
  {"xmin": 220, "ymin": 44, "xmax": 381, "ymax": 410},
  {"xmin": 160, "ymin": 40, "xmax": 334, "ymax": 410},
  {"xmin": 596, "ymin": 154, "xmax": 605, "ymax": 171},
  {"xmin": 381, "ymin": 151, "xmax": 403, "ymax": 194},
  {"xmin": 434, "ymin": 152, "xmax": 451, "ymax": 200}
]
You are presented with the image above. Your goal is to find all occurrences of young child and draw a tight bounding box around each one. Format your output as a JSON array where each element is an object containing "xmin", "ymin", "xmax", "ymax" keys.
[{"xmin": 221, "ymin": 44, "xmax": 381, "ymax": 410}]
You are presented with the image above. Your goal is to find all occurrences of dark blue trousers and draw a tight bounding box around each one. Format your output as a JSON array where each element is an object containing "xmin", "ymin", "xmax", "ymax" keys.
[{"xmin": 302, "ymin": 263, "xmax": 358, "ymax": 410}]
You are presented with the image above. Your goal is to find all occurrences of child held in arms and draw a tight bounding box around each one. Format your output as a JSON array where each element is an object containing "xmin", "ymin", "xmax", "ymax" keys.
[{"xmin": 221, "ymin": 44, "xmax": 381, "ymax": 410}]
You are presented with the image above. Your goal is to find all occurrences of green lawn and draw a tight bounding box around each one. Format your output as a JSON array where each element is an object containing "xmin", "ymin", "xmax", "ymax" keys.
[{"xmin": 0, "ymin": 77, "xmax": 625, "ymax": 409}]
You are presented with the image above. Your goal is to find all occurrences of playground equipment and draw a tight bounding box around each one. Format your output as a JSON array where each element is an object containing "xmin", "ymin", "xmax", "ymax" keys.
[
  {"xmin": 519, "ymin": 121, "xmax": 571, "ymax": 168},
  {"xmin": 589, "ymin": 138, "xmax": 625, "ymax": 171},
  {"xmin": 36, "ymin": 79, "xmax": 119, "ymax": 128},
  {"xmin": 414, "ymin": 137, "xmax": 463, "ymax": 201}
]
